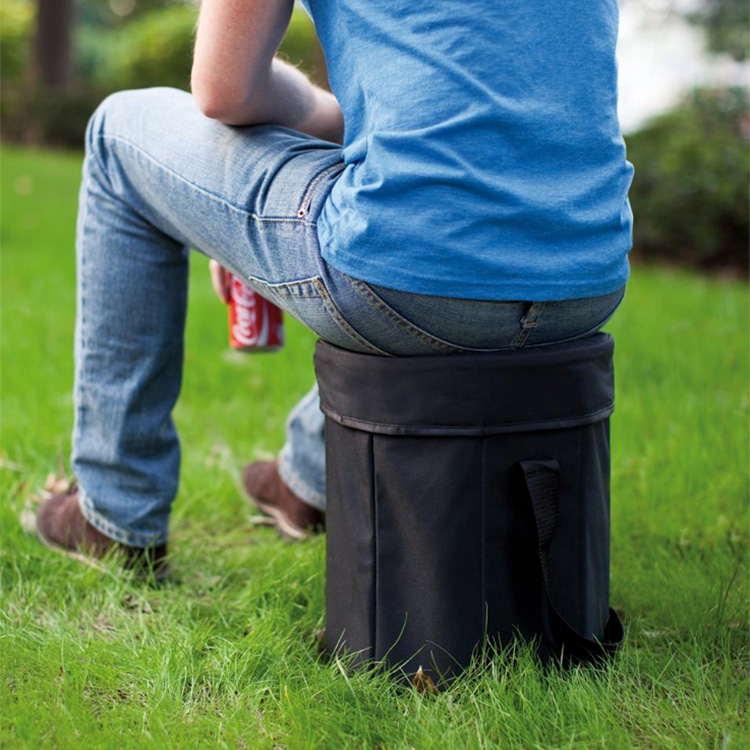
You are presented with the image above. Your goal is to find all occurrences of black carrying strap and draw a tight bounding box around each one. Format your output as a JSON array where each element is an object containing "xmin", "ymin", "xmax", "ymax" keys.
[{"xmin": 513, "ymin": 459, "xmax": 624, "ymax": 663}]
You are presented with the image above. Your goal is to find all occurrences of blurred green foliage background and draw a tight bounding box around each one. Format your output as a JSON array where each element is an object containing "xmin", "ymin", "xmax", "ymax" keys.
[
  {"xmin": 1, "ymin": 0, "xmax": 748, "ymax": 274},
  {"xmin": 1, "ymin": 0, "xmax": 321, "ymax": 145}
]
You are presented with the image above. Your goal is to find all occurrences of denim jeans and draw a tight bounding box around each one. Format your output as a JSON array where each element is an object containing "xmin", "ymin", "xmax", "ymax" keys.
[{"xmin": 73, "ymin": 87, "xmax": 627, "ymax": 547}]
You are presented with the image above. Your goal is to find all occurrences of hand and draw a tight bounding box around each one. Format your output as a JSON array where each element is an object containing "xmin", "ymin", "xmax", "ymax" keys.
[{"xmin": 209, "ymin": 260, "xmax": 232, "ymax": 305}]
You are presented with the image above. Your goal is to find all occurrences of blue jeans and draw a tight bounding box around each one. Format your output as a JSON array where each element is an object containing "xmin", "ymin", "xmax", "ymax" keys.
[{"xmin": 73, "ymin": 87, "xmax": 627, "ymax": 547}]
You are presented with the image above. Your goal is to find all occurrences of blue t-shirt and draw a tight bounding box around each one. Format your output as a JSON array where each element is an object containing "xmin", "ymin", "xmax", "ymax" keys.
[{"xmin": 300, "ymin": 0, "xmax": 634, "ymax": 300}]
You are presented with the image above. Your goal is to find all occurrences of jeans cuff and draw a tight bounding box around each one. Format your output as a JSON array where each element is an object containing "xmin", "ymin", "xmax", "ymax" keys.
[
  {"xmin": 78, "ymin": 486, "xmax": 169, "ymax": 548},
  {"xmin": 277, "ymin": 445, "xmax": 326, "ymax": 512}
]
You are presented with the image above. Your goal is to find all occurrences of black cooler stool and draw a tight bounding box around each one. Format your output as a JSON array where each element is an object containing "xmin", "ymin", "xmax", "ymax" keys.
[{"xmin": 314, "ymin": 332, "xmax": 624, "ymax": 685}]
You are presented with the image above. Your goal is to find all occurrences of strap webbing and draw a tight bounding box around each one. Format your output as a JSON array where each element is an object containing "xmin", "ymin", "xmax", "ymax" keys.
[{"xmin": 513, "ymin": 459, "xmax": 624, "ymax": 663}]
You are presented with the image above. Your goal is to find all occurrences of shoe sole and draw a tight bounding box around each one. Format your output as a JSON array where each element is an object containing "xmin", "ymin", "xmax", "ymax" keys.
[
  {"xmin": 240, "ymin": 486, "xmax": 310, "ymax": 542},
  {"xmin": 29, "ymin": 510, "xmax": 168, "ymax": 581},
  {"xmin": 32, "ymin": 513, "xmax": 109, "ymax": 573}
]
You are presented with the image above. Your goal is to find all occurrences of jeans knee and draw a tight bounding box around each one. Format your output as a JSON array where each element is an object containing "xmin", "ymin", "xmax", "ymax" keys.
[
  {"xmin": 85, "ymin": 90, "xmax": 137, "ymax": 153},
  {"xmin": 85, "ymin": 88, "xmax": 180, "ymax": 157}
]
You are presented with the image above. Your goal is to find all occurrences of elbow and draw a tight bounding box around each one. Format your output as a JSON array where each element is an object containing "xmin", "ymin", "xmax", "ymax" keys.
[
  {"xmin": 191, "ymin": 77, "xmax": 234, "ymax": 121},
  {"xmin": 191, "ymin": 70, "xmax": 264, "ymax": 125},
  {"xmin": 190, "ymin": 70, "xmax": 233, "ymax": 121},
  {"xmin": 196, "ymin": 100, "xmax": 238, "ymax": 124},
  {"xmin": 192, "ymin": 92, "xmax": 223, "ymax": 121}
]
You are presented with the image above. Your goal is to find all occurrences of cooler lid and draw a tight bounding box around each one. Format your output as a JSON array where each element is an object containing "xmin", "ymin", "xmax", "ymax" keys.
[{"xmin": 314, "ymin": 333, "xmax": 615, "ymax": 436}]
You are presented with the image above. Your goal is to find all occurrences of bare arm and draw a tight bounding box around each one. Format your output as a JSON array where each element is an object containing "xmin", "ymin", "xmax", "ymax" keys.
[{"xmin": 191, "ymin": 0, "xmax": 343, "ymax": 143}]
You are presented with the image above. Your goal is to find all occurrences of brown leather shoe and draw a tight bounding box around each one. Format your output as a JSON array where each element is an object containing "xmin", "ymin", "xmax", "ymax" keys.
[
  {"xmin": 241, "ymin": 460, "xmax": 324, "ymax": 541},
  {"xmin": 35, "ymin": 486, "xmax": 168, "ymax": 580}
]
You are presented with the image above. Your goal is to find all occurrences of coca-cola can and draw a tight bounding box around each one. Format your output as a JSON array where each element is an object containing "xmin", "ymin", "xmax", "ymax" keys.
[{"xmin": 228, "ymin": 276, "xmax": 284, "ymax": 352}]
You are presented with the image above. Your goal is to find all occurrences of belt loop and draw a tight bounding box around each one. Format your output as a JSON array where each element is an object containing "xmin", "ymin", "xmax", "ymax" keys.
[{"xmin": 513, "ymin": 301, "xmax": 547, "ymax": 348}]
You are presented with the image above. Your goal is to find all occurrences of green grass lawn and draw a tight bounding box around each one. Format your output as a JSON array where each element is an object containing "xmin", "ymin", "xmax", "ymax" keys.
[{"xmin": 1, "ymin": 144, "xmax": 748, "ymax": 749}]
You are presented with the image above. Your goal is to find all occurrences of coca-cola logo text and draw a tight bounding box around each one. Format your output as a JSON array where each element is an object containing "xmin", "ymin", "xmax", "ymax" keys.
[{"xmin": 231, "ymin": 279, "xmax": 267, "ymax": 346}]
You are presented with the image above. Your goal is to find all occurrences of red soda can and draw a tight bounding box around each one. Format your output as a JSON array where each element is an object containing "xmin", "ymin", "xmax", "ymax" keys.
[{"xmin": 228, "ymin": 275, "xmax": 284, "ymax": 352}]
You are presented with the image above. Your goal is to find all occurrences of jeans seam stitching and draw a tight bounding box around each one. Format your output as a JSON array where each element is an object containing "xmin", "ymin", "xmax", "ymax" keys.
[
  {"xmin": 518, "ymin": 288, "xmax": 626, "ymax": 349},
  {"xmin": 348, "ymin": 279, "xmax": 469, "ymax": 354},
  {"xmin": 98, "ymin": 133, "xmax": 311, "ymax": 223},
  {"xmin": 73, "ymin": 156, "xmax": 95, "ymax": 479},
  {"xmin": 246, "ymin": 274, "xmax": 323, "ymax": 299},
  {"xmin": 297, "ymin": 162, "xmax": 345, "ymax": 218},
  {"xmin": 313, "ymin": 280, "xmax": 391, "ymax": 356},
  {"xmin": 78, "ymin": 487, "xmax": 164, "ymax": 547}
]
